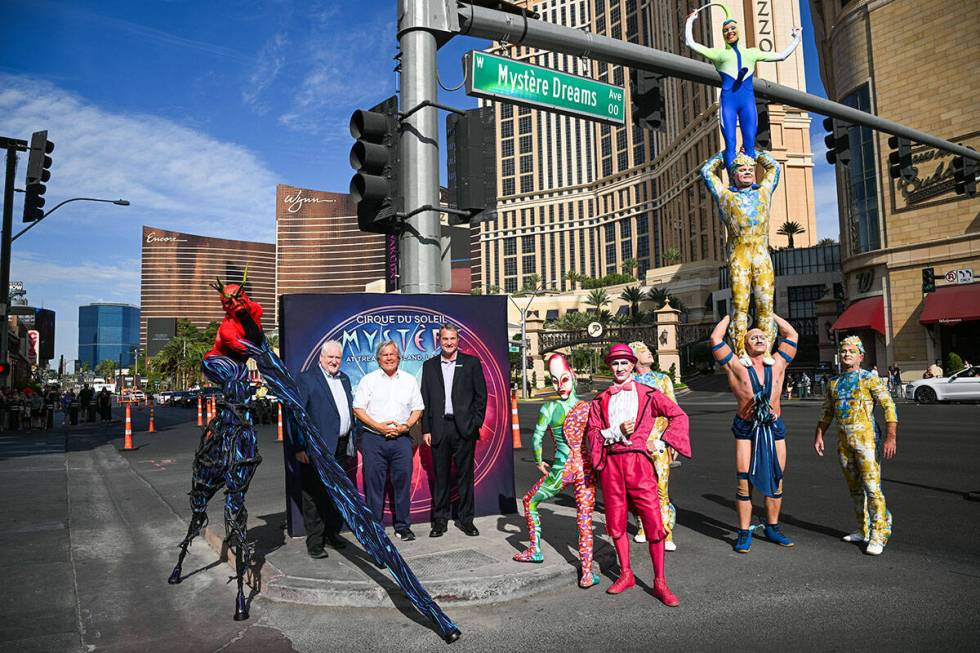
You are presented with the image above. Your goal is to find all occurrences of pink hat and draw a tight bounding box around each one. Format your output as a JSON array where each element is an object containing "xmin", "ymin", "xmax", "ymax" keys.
[{"xmin": 604, "ymin": 343, "xmax": 637, "ymax": 365}]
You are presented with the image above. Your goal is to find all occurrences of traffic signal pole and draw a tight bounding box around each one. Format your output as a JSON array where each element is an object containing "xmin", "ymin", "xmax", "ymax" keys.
[
  {"xmin": 397, "ymin": 0, "xmax": 445, "ymax": 294},
  {"xmin": 0, "ymin": 137, "xmax": 28, "ymax": 370},
  {"xmin": 456, "ymin": 3, "xmax": 980, "ymax": 163}
]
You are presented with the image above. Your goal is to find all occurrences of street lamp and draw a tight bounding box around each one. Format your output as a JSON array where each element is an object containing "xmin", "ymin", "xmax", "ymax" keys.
[
  {"xmin": 508, "ymin": 283, "xmax": 554, "ymax": 399},
  {"xmin": 12, "ymin": 197, "xmax": 130, "ymax": 243}
]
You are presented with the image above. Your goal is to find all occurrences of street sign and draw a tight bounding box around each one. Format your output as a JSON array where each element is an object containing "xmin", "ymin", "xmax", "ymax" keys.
[
  {"xmin": 945, "ymin": 269, "xmax": 974, "ymax": 284},
  {"xmin": 464, "ymin": 51, "xmax": 626, "ymax": 125}
]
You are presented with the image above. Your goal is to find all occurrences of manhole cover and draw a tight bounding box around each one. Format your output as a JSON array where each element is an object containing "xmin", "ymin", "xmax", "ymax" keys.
[{"xmin": 404, "ymin": 548, "xmax": 498, "ymax": 577}]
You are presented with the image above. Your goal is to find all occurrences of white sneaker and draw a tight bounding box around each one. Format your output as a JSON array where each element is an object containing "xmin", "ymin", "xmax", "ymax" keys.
[
  {"xmin": 865, "ymin": 543, "xmax": 884, "ymax": 556},
  {"xmin": 633, "ymin": 531, "xmax": 647, "ymax": 543},
  {"xmin": 842, "ymin": 532, "xmax": 868, "ymax": 543},
  {"xmin": 739, "ymin": 355, "xmax": 752, "ymax": 368},
  {"xmin": 665, "ymin": 540, "xmax": 677, "ymax": 552}
]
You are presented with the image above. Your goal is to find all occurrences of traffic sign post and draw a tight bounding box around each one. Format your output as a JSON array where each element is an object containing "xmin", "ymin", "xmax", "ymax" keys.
[{"xmin": 465, "ymin": 51, "xmax": 625, "ymax": 125}]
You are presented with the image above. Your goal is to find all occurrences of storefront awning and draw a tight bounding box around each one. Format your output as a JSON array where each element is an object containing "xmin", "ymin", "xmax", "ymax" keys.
[
  {"xmin": 919, "ymin": 284, "xmax": 980, "ymax": 325},
  {"xmin": 832, "ymin": 296, "xmax": 885, "ymax": 335}
]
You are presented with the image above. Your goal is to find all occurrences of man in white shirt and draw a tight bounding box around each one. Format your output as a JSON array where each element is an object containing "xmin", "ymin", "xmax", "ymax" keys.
[{"xmin": 353, "ymin": 340, "xmax": 425, "ymax": 541}]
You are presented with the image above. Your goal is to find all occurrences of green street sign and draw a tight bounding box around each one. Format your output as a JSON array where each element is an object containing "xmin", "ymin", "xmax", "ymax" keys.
[{"xmin": 464, "ymin": 51, "xmax": 625, "ymax": 125}]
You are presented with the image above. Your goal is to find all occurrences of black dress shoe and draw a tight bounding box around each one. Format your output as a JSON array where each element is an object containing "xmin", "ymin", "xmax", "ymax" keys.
[
  {"xmin": 458, "ymin": 523, "xmax": 480, "ymax": 537},
  {"xmin": 395, "ymin": 528, "xmax": 416, "ymax": 542},
  {"xmin": 429, "ymin": 522, "xmax": 447, "ymax": 538},
  {"xmin": 308, "ymin": 548, "xmax": 329, "ymax": 559},
  {"xmin": 325, "ymin": 533, "xmax": 347, "ymax": 550}
]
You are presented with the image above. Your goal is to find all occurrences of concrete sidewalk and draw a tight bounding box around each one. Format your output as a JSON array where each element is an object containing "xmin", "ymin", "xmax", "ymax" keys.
[{"xmin": 123, "ymin": 407, "xmax": 615, "ymax": 610}]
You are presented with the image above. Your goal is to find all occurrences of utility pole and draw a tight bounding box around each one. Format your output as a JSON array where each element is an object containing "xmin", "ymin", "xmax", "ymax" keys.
[
  {"xmin": 0, "ymin": 137, "xmax": 29, "ymax": 375},
  {"xmin": 397, "ymin": 0, "xmax": 445, "ymax": 293}
]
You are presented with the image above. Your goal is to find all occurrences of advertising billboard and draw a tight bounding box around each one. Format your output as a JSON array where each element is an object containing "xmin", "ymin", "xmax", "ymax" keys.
[{"xmin": 279, "ymin": 293, "xmax": 514, "ymax": 536}]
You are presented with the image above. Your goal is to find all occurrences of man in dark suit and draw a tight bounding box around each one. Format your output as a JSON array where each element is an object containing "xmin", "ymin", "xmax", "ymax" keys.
[
  {"xmin": 421, "ymin": 323, "xmax": 488, "ymax": 537},
  {"xmin": 295, "ymin": 340, "xmax": 358, "ymax": 558}
]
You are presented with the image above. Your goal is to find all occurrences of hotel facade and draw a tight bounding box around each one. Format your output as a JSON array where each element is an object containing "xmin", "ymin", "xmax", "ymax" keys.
[
  {"xmin": 472, "ymin": 0, "xmax": 817, "ymax": 305},
  {"xmin": 810, "ymin": 0, "xmax": 980, "ymax": 374},
  {"xmin": 139, "ymin": 226, "xmax": 276, "ymax": 349}
]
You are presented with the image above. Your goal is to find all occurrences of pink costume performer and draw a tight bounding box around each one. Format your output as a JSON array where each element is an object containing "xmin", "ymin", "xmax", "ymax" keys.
[
  {"xmin": 513, "ymin": 354, "xmax": 599, "ymax": 589},
  {"xmin": 587, "ymin": 344, "xmax": 691, "ymax": 605}
]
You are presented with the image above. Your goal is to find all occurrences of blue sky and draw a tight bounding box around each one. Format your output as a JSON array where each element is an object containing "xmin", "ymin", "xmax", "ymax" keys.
[{"xmin": 1, "ymin": 0, "xmax": 836, "ymax": 368}]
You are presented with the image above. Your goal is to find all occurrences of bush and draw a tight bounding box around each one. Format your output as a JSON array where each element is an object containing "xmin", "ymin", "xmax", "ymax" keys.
[{"xmin": 946, "ymin": 352, "xmax": 965, "ymax": 375}]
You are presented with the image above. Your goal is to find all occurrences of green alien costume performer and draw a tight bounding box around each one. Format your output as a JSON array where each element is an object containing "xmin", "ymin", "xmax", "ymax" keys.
[{"xmin": 513, "ymin": 354, "xmax": 599, "ymax": 589}]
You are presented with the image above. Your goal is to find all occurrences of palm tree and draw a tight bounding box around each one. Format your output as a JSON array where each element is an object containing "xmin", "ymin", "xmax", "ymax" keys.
[
  {"xmin": 662, "ymin": 247, "xmax": 681, "ymax": 265},
  {"xmin": 585, "ymin": 288, "xmax": 610, "ymax": 316},
  {"xmin": 619, "ymin": 285, "xmax": 645, "ymax": 319},
  {"xmin": 646, "ymin": 287, "xmax": 686, "ymax": 313},
  {"xmin": 565, "ymin": 269, "xmax": 581, "ymax": 288},
  {"xmin": 621, "ymin": 258, "xmax": 638, "ymax": 279},
  {"xmin": 777, "ymin": 220, "xmax": 807, "ymax": 248},
  {"xmin": 521, "ymin": 273, "xmax": 541, "ymax": 292}
]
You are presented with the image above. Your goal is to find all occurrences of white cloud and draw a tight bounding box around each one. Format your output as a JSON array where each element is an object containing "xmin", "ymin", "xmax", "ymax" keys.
[
  {"xmin": 0, "ymin": 74, "xmax": 279, "ymax": 242},
  {"xmin": 243, "ymin": 32, "xmax": 289, "ymax": 114}
]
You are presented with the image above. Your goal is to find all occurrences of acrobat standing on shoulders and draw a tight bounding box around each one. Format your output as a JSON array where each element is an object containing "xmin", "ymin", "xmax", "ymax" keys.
[{"xmin": 685, "ymin": 2, "xmax": 801, "ymax": 172}]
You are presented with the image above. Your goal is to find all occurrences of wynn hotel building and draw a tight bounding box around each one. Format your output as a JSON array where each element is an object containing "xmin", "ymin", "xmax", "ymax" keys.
[
  {"xmin": 472, "ymin": 0, "xmax": 817, "ymax": 302},
  {"xmin": 274, "ymin": 185, "xmax": 390, "ymax": 322},
  {"xmin": 139, "ymin": 226, "xmax": 276, "ymax": 348}
]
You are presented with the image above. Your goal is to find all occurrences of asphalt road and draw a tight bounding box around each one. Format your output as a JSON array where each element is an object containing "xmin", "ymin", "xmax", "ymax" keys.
[{"xmin": 1, "ymin": 390, "xmax": 978, "ymax": 652}]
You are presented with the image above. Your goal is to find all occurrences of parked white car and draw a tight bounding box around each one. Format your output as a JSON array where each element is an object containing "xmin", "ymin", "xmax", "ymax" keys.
[{"xmin": 905, "ymin": 366, "xmax": 980, "ymax": 403}]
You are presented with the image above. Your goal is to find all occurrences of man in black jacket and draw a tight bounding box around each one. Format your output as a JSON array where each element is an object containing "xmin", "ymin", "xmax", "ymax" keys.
[
  {"xmin": 421, "ymin": 323, "xmax": 487, "ymax": 538},
  {"xmin": 295, "ymin": 340, "xmax": 358, "ymax": 558}
]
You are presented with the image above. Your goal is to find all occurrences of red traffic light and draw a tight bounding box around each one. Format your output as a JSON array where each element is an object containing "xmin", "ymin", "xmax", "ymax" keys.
[{"xmin": 0, "ymin": 362, "xmax": 9, "ymax": 377}]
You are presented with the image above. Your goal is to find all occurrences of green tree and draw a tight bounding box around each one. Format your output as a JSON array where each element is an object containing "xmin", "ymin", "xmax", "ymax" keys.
[
  {"xmin": 662, "ymin": 247, "xmax": 681, "ymax": 265},
  {"xmin": 520, "ymin": 273, "xmax": 541, "ymax": 293},
  {"xmin": 619, "ymin": 285, "xmax": 645, "ymax": 319},
  {"xmin": 777, "ymin": 220, "xmax": 807, "ymax": 248},
  {"xmin": 646, "ymin": 287, "xmax": 685, "ymax": 312},
  {"xmin": 585, "ymin": 288, "xmax": 610, "ymax": 317},
  {"xmin": 621, "ymin": 258, "xmax": 638, "ymax": 279},
  {"xmin": 817, "ymin": 237, "xmax": 838, "ymax": 246},
  {"xmin": 565, "ymin": 269, "xmax": 581, "ymax": 288},
  {"xmin": 96, "ymin": 359, "xmax": 115, "ymax": 380}
]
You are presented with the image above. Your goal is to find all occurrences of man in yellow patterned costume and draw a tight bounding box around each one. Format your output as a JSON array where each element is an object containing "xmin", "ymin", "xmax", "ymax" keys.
[
  {"xmin": 814, "ymin": 336, "xmax": 898, "ymax": 556},
  {"xmin": 702, "ymin": 150, "xmax": 781, "ymax": 367},
  {"xmin": 629, "ymin": 341, "xmax": 679, "ymax": 551}
]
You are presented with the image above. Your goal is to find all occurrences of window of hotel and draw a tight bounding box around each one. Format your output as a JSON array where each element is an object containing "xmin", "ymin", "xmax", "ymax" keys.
[
  {"xmin": 505, "ymin": 278, "xmax": 517, "ymax": 293},
  {"xmin": 549, "ymin": 233, "xmax": 556, "ymax": 286},
  {"xmin": 501, "ymin": 138, "xmax": 514, "ymax": 158},
  {"xmin": 606, "ymin": 242, "xmax": 617, "ymax": 274},
  {"xmin": 519, "ymin": 116, "xmax": 532, "ymax": 133},
  {"xmin": 605, "ymin": 223, "xmax": 615, "ymax": 241},
  {"xmin": 579, "ymin": 230, "xmax": 587, "ymax": 277},
  {"xmin": 503, "ymin": 237, "xmax": 517, "ymax": 256},
  {"xmin": 501, "ymin": 120, "xmax": 513, "ymax": 138},
  {"xmin": 502, "ymin": 178, "xmax": 515, "ymax": 196},
  {"xmin": 504, "ymin": 258, "xmax": 517, "ymax": 276},
  {"xmin": 559, "ymin": 233, "xmax": 567, "ymax": 290},
  {"xmin": 788, "ymin": 285, "xmax": 826, "ymax": 319},
  {"xmin": 502, "ymin": 159, "xmax": 515, "ymax": 177},
  {"xmin": 519, "ymin": 135, "xmax": 532, "ymax": 154},
  {"xmin": 621, "ymin": 239, "xmax": 633, "ymax": 262},
  {"xmin": 500, "ymin": 103, "xmax": 512, "ymax": 119},
  {"xmin": 841, "ymin": 83, "xmax": 881, "ymax": 255}
]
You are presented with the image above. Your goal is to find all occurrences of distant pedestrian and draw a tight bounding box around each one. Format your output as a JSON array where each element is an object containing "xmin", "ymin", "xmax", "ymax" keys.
[
  {"xmin": 97, "ymin": 388, "xmax": 112, "ymax": 423},
  {"xmin": 79, "ymin": 384, "xmax": 94, "ymax": 422}
]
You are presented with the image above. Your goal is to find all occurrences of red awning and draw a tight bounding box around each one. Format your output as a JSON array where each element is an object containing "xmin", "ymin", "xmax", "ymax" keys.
[
  {"xmin": 832, "ymin": 296, "xmax": 885, "ymax": 335},
  {"xmin": 919, "ymin": 284, "xmax": 980, "ymax": 325}
]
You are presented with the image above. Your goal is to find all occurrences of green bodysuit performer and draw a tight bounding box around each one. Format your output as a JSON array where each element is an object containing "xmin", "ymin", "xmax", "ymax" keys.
[{"xmin": 513, "ymin": 354, "xmax": 599, "ymax": 589}]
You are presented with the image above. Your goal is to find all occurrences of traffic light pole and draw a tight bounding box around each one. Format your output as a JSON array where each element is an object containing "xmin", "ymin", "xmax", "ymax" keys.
[
  {"xmin": 0, "ymin": 138, "xmax": 28, "ymax": 370},
  {"xmin": 456, "ymin": 3, "xmax": 980, "ymax": 163},
  {"xmin": 397, "ymin": 0, "xmax": 445, "ymax": 294}
]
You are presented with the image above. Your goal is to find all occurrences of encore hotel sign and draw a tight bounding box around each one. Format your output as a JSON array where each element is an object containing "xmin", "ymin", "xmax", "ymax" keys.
[{"xmin": 465, "ymin": 50, "xmax": 626, "ymax": 125}]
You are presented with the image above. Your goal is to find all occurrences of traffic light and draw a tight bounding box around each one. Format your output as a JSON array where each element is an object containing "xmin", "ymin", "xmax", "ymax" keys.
[
  {"xmin": 0, "ymin": 361, "xmax": 8, "ymax": 377},
  {"xmin": 349, "ymin": 96, "xmax": 401, "ymax": 235},
  {"xmin": 921, "ymin": 267, "xmax": 936, "ymax": 294},
  {"xmin": 951, "ymin": 153, "xmax": 977, "ymax": 197},
  {"xmin": 23, "ymin": 130, "xmax": 54, "ymax": 222},
  {"xmin": 755, "ymin": 99, "xmax": 772, "ymax": 150},
  {"xmin": 823, "ymin": 117, "xmax": 850, "ymax": 166},
  {"xmin": 446, "ymin": 106, "xmax": 497, "ymax": 223},
  {"xmin": 887, "ymin": 135, "xmax": 914, "ymax": 182},
  {"xmin": 630, "ymin": 69, "xmax": 665, "ymax": 132}
]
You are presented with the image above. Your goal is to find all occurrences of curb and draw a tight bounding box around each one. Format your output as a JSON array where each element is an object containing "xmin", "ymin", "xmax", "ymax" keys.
[{"xmin": 201, "ymin": 525, "xmax": 615, "ymax": 608}]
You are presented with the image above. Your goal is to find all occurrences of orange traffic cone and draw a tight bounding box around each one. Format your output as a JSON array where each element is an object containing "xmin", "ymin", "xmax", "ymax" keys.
[
  {"xmin": 511, "ymin": 389, "xmax": 522, "ymax": 450},
  {"xmin": 148, "ymin": 400, "xmax": 156, "ymax": 433},
  {"xmin": 123, "ymin": 403, "xmax": 134, "ymax": 450},
  {"xmin": 197, "ymin": 394, "xmax": 203, "ymax": 427},
  {"xmin": 277, "ymin": 403, "xmax": 284, "ymax": 442}
]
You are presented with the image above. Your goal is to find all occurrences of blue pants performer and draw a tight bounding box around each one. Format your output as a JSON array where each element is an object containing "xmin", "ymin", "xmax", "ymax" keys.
[{"xmin": 685, "ymin": 3, "xmax": 801, "ymax": 172}]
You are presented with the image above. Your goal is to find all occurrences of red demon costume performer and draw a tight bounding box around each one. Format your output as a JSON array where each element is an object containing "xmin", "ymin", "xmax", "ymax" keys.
[{"xmin": 587, "ymin": 343, "xmax": 691, "ymax": 605}]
